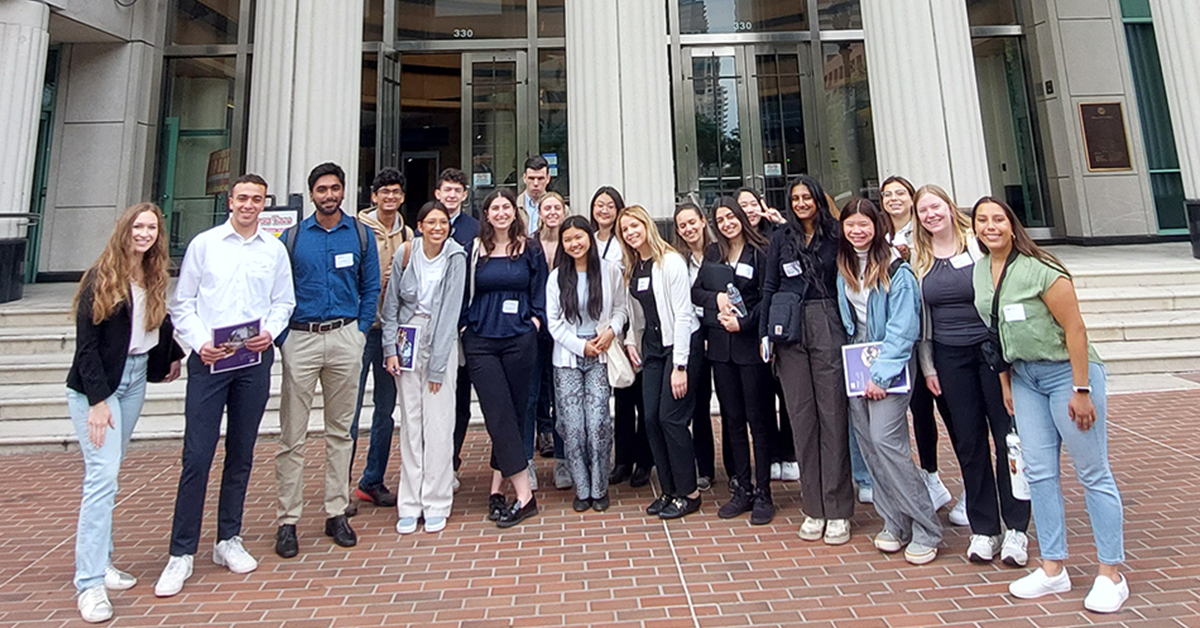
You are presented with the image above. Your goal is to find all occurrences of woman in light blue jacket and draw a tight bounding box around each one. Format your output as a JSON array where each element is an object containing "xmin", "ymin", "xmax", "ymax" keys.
[{"xmin": 835, "ymin": 198, "xmax": 942, "ymax": 565}]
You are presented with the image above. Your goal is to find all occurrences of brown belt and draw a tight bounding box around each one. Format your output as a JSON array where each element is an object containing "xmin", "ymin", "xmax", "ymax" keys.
[{"xmin": 289, "ymin": 317, "xmax": 355, "ymax": 333}]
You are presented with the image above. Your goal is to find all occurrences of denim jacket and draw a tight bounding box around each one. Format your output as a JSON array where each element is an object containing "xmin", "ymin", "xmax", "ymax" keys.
[{"xmin": 836, "ymin": 261, "xmax": 921, "ymax": 387}]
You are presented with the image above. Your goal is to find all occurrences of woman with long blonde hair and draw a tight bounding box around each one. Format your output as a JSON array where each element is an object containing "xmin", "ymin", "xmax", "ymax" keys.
[
  {"xmin": 529, "ymin": 191, "xmax": 570, "ymax": 487},
  {"xmin": 67, "ymin": 203, "xmax": 183, "ymax": 622}
]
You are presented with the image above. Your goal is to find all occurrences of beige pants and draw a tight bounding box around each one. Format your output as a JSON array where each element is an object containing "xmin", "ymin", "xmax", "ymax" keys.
[
  {"xmin": 276, "ymin": 323, "xmax": 366, "ymax": 524},
  {"xmin": 396, "ymin": 315, "xmax": 458, "ymax": 519}
]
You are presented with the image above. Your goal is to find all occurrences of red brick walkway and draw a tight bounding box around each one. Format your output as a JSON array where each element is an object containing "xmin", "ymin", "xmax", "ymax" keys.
[{"xmin": 1, "ymin": 390, "xmax": 1197, "ymax": 627}]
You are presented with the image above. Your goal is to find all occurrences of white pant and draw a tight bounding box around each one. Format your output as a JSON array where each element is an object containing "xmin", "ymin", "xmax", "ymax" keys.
[{"xmin": 396, "ymin": 315, "xmax": 458, "ymax": 519}]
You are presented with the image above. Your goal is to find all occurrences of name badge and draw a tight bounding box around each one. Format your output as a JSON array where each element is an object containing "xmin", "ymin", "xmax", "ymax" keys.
[
  {"xmin": 694, "ymin": 305, "xmax": 705, "ymax": 318},
  {"xmin": 334, "ymin": 253, "xmax": 354, "ymax": 269},
  {"xmin": 783, "ymin": 261, "xmax": 803, "ymax": 277},
  {"xmin": 736, "ymin": 263, "xmax": 755, "ymax": 279},
  {"xmin": 636, "ymin": 277, "xmax": 650, "ymax": 292},
  {"xmin": 1003, "ymin": 303, "xmax": 1027, "ymax": 322},
  {"xmin": 502, "ymin": 299, "xmax": 520, "ymax": 315},
  {"xmin": 949, "ymin": 252, "xmax": 974, "ymax": 269}
]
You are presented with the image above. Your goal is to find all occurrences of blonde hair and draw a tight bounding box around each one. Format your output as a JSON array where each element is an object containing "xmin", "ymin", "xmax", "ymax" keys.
[
  {"xmin": 536, "ymin": 191, "xmax": 569, "ymax": 238},
  {"xmin": 74, "ymin": 202, "xmax": 170, "ymax": 329},
  {"xmin": 617, "ymin": 205, "xmax": 675, "ymax": 283},
  {"xmin": 911, "ymin": 184, "xmax": 973, "ymax": 278}
]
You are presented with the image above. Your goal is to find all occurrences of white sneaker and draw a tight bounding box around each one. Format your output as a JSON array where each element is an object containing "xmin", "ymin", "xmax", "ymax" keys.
[
  {"xmin": 153, "ymin": 554, "xmax": 193, "ymax": 598},
  {"xmin": 452, "ymin": 471, "xmax": 461, "ymax": 493},
  {"xmin": 857, "ymin": 484, "xmax": 874, "ymax": 504},
  {"xmin": 798, "ymin": 516, "xmax": 825, "ymax": 541},
  {"xmin": 873, "ymin": 530, "xmax": 903, "ymax": 553},
  {"xmin": 966, "ymin": 534, "xmax": 1002, "ymax": 563},
  {"xmin": 1084, "ymin": 575, "xmax": 1129, "ymax": 613},
  {"xmin": 824, "ymin": 519, "xmax": 851, "ymax": 545},
  {"xmin": 780, "ymin": 461, "xmax": 800, "ymax": 481},
  {"xmin": 104, "ymin": 563, "xmax": 137, "ymax": 591},
  {"xmin": 1001, "ymin": 530, "xmax": 1029, "ymax": 567},
  {"xmin": 769, "ymin": 462, "xmax": 781, "ymax": 481},
  {"xmin": 396, "ymin": 517, "xmax": 418, "ymax": 534},
  {"xmin": 904, "ymin": 542, "xmax": 938, "ymax": 565},
  {"xmin": 424, "ymin": 516, "xmax": 447, "ymax": 533},
  {"xmin": 923, "ymin": 471, "xmax": 952, "ymax": 511},
  {"xmin": 1009, "ymin": 567, "xmax": 1071, "ymax": 599},
  {"xmin": 213, "ymin": 536, "xmax": 258, "ymax": 574},
  {"xmin": 948, "ymin": 493, "xmax": 969, "ymax": 526},
  {"xmin": 527, "ymin": 459, "xmax": 539, "ymax": 492},
  {"xmin": 77, "ymin": 584, "xmax": 113, "ymax": 623}
]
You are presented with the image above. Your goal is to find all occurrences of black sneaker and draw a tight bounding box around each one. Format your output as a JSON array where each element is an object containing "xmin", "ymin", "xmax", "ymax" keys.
[
  {"xmin": 630, "ymin": 465, "xmax": 652, "ymax": 488},
  {"xmin": 718, "ymin": 485, "xmax": 753, "ymax": 519},
  {"xmin": 659, "ymin": 495, "xmax": 701, "ymax": 520},
  {"xmin": 355, "ymin": 485, "xmax": 398, "ymax": 508},
  {"xmin": 496, "ymin": 496, "xmax": 539, "ymax": 528},
  {"xmin": 323, "ymin": 515, "xmax": 357, "ymax": 547},
  {"xmin": 750, "ymin": 488, "xmax": 775, "ymax": 525},
  {"xmin": 572, "ymin": 496, "xmax": 592, "ymax": 512},
  {"xmin": 487, "ymin": 493, "xmax": 508, "ymax": 521},
  {"xmin": 645, "ymin": 494, "xmax": 672, "ymax": 516},
  {"xmin": 593, "ymin": 494, "xmax": 611, "ymax": 512},
  {"xmin": 275, "ymin": 524, "xmax": 298, "ymax": 559}
]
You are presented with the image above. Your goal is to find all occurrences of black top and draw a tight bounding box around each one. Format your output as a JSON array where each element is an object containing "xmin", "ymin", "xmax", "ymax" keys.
[
  {"xmin": 693, "ymin": 243, "xmax": 765, "ymax": 365},
  {"xmin": 467, "ymin": 241, "xmax": 548, "ymax": 339},
  {"xmin": 923, "ymin": 256, "xmax": 989, "ymax": 346},
  {"xmin": 760, "ymin": 224, "xmax": 839, "ymax": 338},
  {"xmin": 631, "ymin": 257, "xmax": 668, "ymax": 359}
]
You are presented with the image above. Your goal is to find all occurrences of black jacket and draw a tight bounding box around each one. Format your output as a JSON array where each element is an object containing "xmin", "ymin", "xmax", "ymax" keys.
[
  {"xmin": 693, "ymin": 243, "xmax": 766, "ymax": 365},
  {"xmin": 66, "ymin": 282, "xmax": 185, "ymax": 405},
  {"xmin": 759, "ymin": 224, "xmax": 839, "ymax": 339}
]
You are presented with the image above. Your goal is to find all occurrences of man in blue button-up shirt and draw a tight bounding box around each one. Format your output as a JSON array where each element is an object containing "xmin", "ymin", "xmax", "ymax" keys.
[{"xmin": 274, "ymin": 162, "xmax": 380, "ymax": 558}]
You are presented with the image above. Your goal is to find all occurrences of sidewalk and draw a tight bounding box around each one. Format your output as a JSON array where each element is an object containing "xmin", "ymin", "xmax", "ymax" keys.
[{"xmin": 1, "ymin": 388, "xmax": 1197, "ymax": 627}]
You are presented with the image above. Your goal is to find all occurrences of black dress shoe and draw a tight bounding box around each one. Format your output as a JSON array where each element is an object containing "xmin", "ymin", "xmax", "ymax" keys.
[
  {"xmin": 536, "ymin": 432, "xmax": 555, "ymax": 458},
  {"xmin": 645, "ymin": 494, "xmax": 671, "ymax": 516},
  {"xmin": 592, "ymin": 494, "xmax": 610, "ymax": 512},
  {"xmin": 659, "ymin": 495, "xmax": 701, "ymax": 520},
  {"xmin": 609, "ymin": 465, "xmax": 631, "ymax": 485},
  {"xmin": 572, "ymin": 496, "xmax": 592, "ymax": 512},
  {"xmin": 324, "ymin": 515, "xmax": 358, "ymax": 547},
  {"xmin": 496, "ymin": 496, "xmax": 538, "ymax": 528},
  {"xmin": 487, "ymin": 493, "xmax": 508, "ymax": 521},
  {"xmin": 275, "ymin": 524, "xmax": 299, "ymax": 558},
  {"xmin": 355, "ymin": 484, "xmax": 398, "ymax": 508},
  {"xmin": 629, "ymin": 465, "xmax": 652, "ymax": 488}
]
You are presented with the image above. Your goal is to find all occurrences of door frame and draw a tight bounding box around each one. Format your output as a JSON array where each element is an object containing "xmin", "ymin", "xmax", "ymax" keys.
[{"xmin": 461, "ymin": 50, "xmax": 530, "ymax": 209}]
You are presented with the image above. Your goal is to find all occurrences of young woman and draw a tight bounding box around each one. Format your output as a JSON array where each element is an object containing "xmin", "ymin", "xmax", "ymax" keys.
[
  {"xmin": 591, "ymin": 186, "xmax": 652, "ymax": 487},
  {"xmin": 546, "ymin": 216, "xmax": 629, "ymax": 511},
  {"xmin": 693, "ymin": 198, "xmax": 775, "ymax": 524},
  {"xmin": 673, "ymin": 203, "xmax": 716, "ymax": 492},
  {"xmin": 464, "ymin": 189, "xmax": 548, "ymax": 528},
  {"xmin": 67, "ymin": 203, "xmax": 183, "ymax": 623},
  {"xmin": 735, "ymin": 187, "xmax": 786, "ymax": 232},
  {"xmin": 973, "ymin": 198, "xmax": 1127, "ymax": 613},
  {"xmin": 912, "ymin": 185, "xmax": 1031, "ymax": 564},
  {"xmin": 381, "ymin": 202, "xmax": 467, "ymax": 535},
  {"xmin": 619, "ymin": 205, "xmax": 703, "ymax": 519},
  {"xmin": 880, "ymin": 175, "xmax": 955, "ymax": 513},
  {"xmin": 760, "ymin": 175, "xmax": 853, "ymax": 545},
  {"xmin": 835, "ymin": 198, "xmax": 942, "ymax": 565}
]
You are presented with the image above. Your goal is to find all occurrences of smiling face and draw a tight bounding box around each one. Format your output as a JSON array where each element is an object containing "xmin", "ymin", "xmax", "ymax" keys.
[
  {"xmin": 420, "ymin": 208, "xmax": 450, "ymax": 247},
  {"xmin": 486, "ymin": 195, "xmax": 516, "ymax": 233},
  {"xmin": 973, "ymin": 201, "xmax": 1012, "ymax": 253},
  {"xmin": 129, "ymin": 210, "xmax": 159, "ymax": 255},
  {"xmin": 228, "ymin": 180, "xmax": 267, "ymax": 232},
  {"xmin": 310, "ymin": 174, "xmax": 344, "ymax": 216},
  {"xmin": 592, "ymin": 193, "xmax": 617, "ymax": 231},
  {"xmin": 737, "ymin": 191, "xmax": 763, "ymax": 226},
  {"xmin": 540, "ymin": 196, "xmax": 566, "ymax": 230},
  {"xmin": 916, "ymin": 193, "xmax": 953, "ymax": 237},
  {"xmin": 790, "ymin": 183, "xmax": 817, "ymax": 222},
  {"xmin": 561, "ymin": 225, "xmax": 591, "ymax": 262},
  {"xmin": 714, "ymin": 206, "xmax": 743, "ymax": 242},
  {"xmin": 619, "ymin": 214, "xmax": 648, "ymax": 252},
  {"xmin": 674, "ymin": 208, "xmax": 705, "ymax": 248},
  {"xmin": 434, "ymin": 181, "xmax": 466, "ymax": 215},
  {"xmin": 881, "ymin": 181, "xmax": 914, "ymax": 222},
  {"xmin": 372, "ymin": 183, "xmax": 404, "ymax": 214},
  {"xmin": 842, "ymin": 212, "xmax": 876, "ymax": 250}
]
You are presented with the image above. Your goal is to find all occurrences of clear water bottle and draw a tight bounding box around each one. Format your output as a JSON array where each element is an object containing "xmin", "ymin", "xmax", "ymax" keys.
[
  {"xmin": 1006, "ymin": 429, "xmax": 1031, "ymax": 501},
  {"xmin": 726, "ymin": 282, "xmax": 747, "ymax": 318}
]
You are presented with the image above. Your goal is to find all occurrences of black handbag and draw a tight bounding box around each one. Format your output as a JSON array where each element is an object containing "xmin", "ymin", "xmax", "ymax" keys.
[
  {"xmin": 982, "ymin": 249, "xmax": 1018, "ymax": 373},
  {"xmin": 767, "ymin": 291, "xmax": 804, "ymax": 345}
]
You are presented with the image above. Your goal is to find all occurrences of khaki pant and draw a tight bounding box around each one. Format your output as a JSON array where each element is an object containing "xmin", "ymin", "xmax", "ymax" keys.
[
  {"xmin": 396, "ymin": 315, "xmax": 458, "ymax": 519},
  {"xmin": 276, "ymin": 324, "xmax": 366, "ymax": 524}
]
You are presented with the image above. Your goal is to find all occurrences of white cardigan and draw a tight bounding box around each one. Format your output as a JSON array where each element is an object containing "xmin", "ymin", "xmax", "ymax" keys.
[
  {"xmin": 625, "ymin": 250, "xmax": 700, "ymax": 367},
  {"xmin": 546, "ymin": 259, "xmax": 629, "ymax": 368}
]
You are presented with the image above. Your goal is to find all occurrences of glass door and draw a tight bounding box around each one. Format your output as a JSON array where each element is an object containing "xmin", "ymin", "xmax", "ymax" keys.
[{"xmin": 462, "ymin": 51, "xmax": 529, "ymax": 215}]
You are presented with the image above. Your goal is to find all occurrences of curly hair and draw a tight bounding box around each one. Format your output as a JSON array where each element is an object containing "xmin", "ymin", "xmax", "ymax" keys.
[{"xmin": 74, "ymin": 203, "xmax": 170, "ymax": 329}]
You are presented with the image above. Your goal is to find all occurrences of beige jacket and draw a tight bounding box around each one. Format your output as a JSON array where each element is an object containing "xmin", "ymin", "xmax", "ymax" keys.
[{"xmin": 357, "ymin": 207, "xmax": 414, "ymax": 328}]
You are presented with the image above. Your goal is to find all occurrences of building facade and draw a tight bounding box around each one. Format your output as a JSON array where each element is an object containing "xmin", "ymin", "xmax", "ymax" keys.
[{"xmin": 1, "ymin": 0, "xmax": 1197, "ymax": 280}]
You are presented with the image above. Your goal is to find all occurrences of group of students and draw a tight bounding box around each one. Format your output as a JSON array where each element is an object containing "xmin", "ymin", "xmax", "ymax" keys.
[{"xmin": 64, "ymin": 159, "xmax": 1129, "ymax": 623}]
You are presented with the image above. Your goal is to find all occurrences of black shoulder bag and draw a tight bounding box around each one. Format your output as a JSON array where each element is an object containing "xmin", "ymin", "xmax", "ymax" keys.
[{"xmin": 981, "ymin": 249, "xmax": 1018, "ymax": 373}]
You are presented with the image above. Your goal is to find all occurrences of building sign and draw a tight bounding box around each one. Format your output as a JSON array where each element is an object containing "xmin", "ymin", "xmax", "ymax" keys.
[
  {"xmin": 205, "ymin": 148, "xmax": 231, "ymax": 195},
  {"xmin": 1078, "ymin": 103, "xmax": 1132, "ymax": 172},
  {"xmin": 258, "ymin": 209, "xmax": 300, "ymax": 238}
]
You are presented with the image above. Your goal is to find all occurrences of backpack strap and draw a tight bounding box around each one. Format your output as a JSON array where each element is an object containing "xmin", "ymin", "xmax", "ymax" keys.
[
  {"xmin": 400, "ymin": 240, "xmax": 412, "ymax": 271},
  {"xmin": 887, "ymin": 257, "xmax": 904, "ymax": 278}
]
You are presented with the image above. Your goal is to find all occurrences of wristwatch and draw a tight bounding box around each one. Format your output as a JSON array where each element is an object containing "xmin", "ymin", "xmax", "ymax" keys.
[
  {"xmin": 675, "ymin": 364, "xmax": 687, "ymax": 372},
  {"xmin": 1073, "ymin": 385, "xmax": 1092, "ymax": 394}
]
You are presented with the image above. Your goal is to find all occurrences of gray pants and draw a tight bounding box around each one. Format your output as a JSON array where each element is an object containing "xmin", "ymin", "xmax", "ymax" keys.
[
  {"xmin": 554, "ymin": 355, "xmax": 613, "ymax": 500},
  {"xmin": 847, "ymin": 328, "xmax": 942, "ymax": 548}
]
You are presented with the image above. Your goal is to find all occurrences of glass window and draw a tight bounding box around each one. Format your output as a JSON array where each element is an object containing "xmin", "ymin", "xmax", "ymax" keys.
[
  {"xmin": 539, "ymin": 50, "xmax": 569, "ymax": 199},
  {"xmin": 397, "ymin": 0, "xmax": 528, "ymax": 40},
  {"xmin": 1125, "ymin": 23, "xmax": 1186, "ymax": 230},
  {"xmin": 821, "ymin": 42, "xmax": 876, "ymax": 202},
  {"xmin": 364, "ymin": 0, "xmax": 385, "ymax": 41},
  {"xmin": 360, "ymin": 53, "xmax": 379, "ymax": 210},
  {"xmin": 171, "ymin": 0, "xmax": 241, "ymax": 46},
  {"xmin": 538, "ymin": 0, "xmax": 565, "ymax": 38},
  {"xmin": 398, "ymin": 54, "xmax": 462, "ymax": 223},
  {"xmin": 679, "ymin": 0, "xmax": 808, "ymax": 35},
  {"xmin": 691, "ymin": 53, "xmax": 744, "ymax": 201},
  {"xmin": 818, "ymin": 0, "xmax": 862, "ymax": 30},
  {"xmin": 967, "ymin": 0, "xmax": 1018, "ymax": 26},
  {"xmin": 754, "ymin": 51, "xmax": 807, "ymax": 212}
]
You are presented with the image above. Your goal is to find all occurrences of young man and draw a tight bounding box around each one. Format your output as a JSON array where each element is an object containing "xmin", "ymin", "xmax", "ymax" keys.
[
  {"xmin": 274, "ymin": 162, "xmax": 381, "ymax": 558},
  {"xmin": 516, "ymin": 155, "xmax": 550, "ymax": 235},
  {"xmin": 155, "ymin": 174, "xmax": 296, "ymax": 597},
  {"xmin": 349, "ymin": 167, "xmax": 414, "ymax": 512}
]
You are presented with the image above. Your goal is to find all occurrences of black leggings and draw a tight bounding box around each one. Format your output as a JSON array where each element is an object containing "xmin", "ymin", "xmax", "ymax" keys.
[
  {"xmin": 911, "ymin": 359, "xmax": 954, "ymax": 472},
  {"xmin": 463, "ymin": 329, "xmax": 537, "ymax": 478},
  {"xmin": 712, "ymin": 360, "xmax": 774, "ymax": 491}
]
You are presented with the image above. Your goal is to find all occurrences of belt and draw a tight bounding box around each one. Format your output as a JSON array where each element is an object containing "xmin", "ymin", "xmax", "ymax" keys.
[{"xmin": 289, "ymin": 317, "xmax": 355, "ymax": 333}]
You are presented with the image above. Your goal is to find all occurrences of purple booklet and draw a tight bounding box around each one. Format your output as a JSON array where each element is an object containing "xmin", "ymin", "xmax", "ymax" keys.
[
  {"xmin": 395, "ymin": 324, "xmax": 419, "ymax": 372},
  {"xmin": 211, "ymin": 319, "xmax": 262, "ymax": 374},
  {"xmin": 842, "ymin": 342, "xmax": 911, "ymax": 397}
]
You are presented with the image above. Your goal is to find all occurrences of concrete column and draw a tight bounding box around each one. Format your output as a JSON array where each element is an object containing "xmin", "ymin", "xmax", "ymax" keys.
[
  {"xmin": 1147, "ymin": 0, "xmax": 1200, "ymax": 200},
  {"xmin": 861, "ymin": 0, "xmax": 991, "ymax": 205},
  {"xmin": 0, "ymin": 0, "xmax": 49, "ymax": 238},
  {"xmin": 247, "ymin": 0, "xmax": 363, "ymax": 213},
  {"xmin": 566, "ymin": 0, "xmax": 675, "ymax": 217}
]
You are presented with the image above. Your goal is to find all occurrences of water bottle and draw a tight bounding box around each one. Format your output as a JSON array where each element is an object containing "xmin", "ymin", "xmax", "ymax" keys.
[
  {"xmin": 1006, "ymin": 429, "xmax": 1031, "ymax": 501},
  {"xmin": 726, "ymin": 283, "xmax": 747, "ymax": 318}
]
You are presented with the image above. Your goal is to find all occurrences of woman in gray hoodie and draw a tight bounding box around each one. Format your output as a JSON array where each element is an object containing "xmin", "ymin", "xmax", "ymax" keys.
[{"xmin": 382, "ymin": 202, "xmax": 467, "ymax": 535}]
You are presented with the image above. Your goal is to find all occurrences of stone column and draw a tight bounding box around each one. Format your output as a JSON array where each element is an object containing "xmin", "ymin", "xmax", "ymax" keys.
[
  {"xmin": 0, "ymin": 0, "xmax": 49, "ymax": 238},
  {"xmin": 566, "ymin": 0, "xmax": 675, "ymax": 217},
  {"xmin": 1147, "ymin": 0, "xmax": 1200, "ymax": 200},
  {"xmin": 861, "ymin": 0, "xmax": 991, "ymax": 205},
  {"xmin": 247, "ymin": 0, "xmax": 363, "ymax": 213}
]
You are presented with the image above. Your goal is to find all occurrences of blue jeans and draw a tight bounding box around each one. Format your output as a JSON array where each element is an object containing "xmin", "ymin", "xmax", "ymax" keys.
[
  {"xmin": 351, "ymin": 327, "xmax": 398, "ymax": 490},
  {"xmin": 67, "ymin": 354, "xmax": 148, "ymax": 592},
  {"xmin": 848, "ymin": 424, "xmax": 873, "ymax": 489},
  {"xmin": 1011, "ymin": 360, "xmax": 1124, "ymax": 565}
]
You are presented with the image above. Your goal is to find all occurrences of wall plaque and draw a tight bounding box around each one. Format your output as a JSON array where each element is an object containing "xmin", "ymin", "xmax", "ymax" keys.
[{"xmin": 1079, "ymin": 103, "xmax": 1132, "ymax": 172}]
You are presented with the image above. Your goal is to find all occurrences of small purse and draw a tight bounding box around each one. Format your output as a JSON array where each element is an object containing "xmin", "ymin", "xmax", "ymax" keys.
[
  {"xmin": 982, "ymin": 250, "xmax": 1018, "ymax": 373},
  {"xmin": 767, "ymin": 292, "xmax": 804, "ymax": 345},
  {"xmin": 605, "ymin": 337, "xmax": 636, "ymax": 389}
]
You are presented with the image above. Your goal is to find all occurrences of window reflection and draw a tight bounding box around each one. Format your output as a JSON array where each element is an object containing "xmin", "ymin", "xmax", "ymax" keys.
[
  {"xmin": 539, "ymin": 50, "xmax": 569, "ymax": 198},
  {"xmin": 818, "ymin": 0, "xmax": 861, "ymax": 30},
  {"xmin": 171, "ymin": 0, "xmax": 241, "ymax": 46},
  {"xmin": 967, "ymin": 0, "xmax": 1018, "ymax": 26},
  {"xmin": 822, "ymin": 42, "xmax": 876, "ymax": 202},
  {"xmin": 397, "ymin": 0, "xmax": 528, "ymax": 40},
  {"xmin": 538, "ymin": 0, "xmax": 565, "ymax": 38},
  {"xmin": 679, "ymin": 0, "xmax": 808, "ymax": 35}
]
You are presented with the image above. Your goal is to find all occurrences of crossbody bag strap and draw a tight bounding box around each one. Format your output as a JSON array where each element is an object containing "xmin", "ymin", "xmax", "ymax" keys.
[{"xmin": 989, "ymin": 249, "xmax": 1020, "ymax": 328}]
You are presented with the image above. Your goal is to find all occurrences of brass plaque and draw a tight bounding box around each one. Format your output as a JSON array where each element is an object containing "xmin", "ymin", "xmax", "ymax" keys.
[{"xmin": 1079, "ymin": 102, "xmax": 1133, "ymax": 172}]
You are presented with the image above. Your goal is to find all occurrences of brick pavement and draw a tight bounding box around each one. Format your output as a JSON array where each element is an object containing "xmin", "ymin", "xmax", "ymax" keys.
[{"xmin": 1, "ymin": 389, "xmax": 1197, "ymax": 628}]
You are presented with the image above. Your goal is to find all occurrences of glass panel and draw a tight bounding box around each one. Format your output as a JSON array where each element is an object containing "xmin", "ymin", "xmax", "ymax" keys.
[
  {"xmin": 161, "ymin": 57, "xmax": 236, "ymax": 256},
  {"xmin": 1150, "ymin": 173, "xmax": 1187, "ymax": 230},
  {"xmin": 539, "ymin": 0, "xmax": 566, "ymax": 38},
  {"xmin": 679, "ymin": 1, "xmax": 808, "ymax": 35},
  {"xmin": 755, "ymin": 51, "xmax": 807, "ymax": 212},
  {"xmin": 967, "ymin": 0, "xmax": 1018, "ymax": 26},
  {"xmin": 470, "ymin": 60, "xmax": 521, "ymax": 211},
  {"xmin": 821, "ymin": 42, "xmax": 876, "ymax": 203},
  {"xmin": 692, "ymin": 54, "xmax": 743, "ymax": 204},
  {"xmin": 539, "ymin": 50, "xmax": 569, "ymax": 200},
  {"xmin": 397, "ymin": 0, "xmax": 527, "ymax": 40},
  {"xmin": 399, "ymin": 54, "xmax": 462, "ymax": 224},
  {"xmin": 1119, "ymin": 0, "xmax": 1152, "ymax": 20},
  {"xmin": 360, "ymin": 53, "xmax": 379, "ymax": 211},
  {"xmin": 171, "ymin": 0, "xmax": 241, "ymax": 46},
  {"xmin": 1125, "ymin": 23, "xmax": 1186, "ymax": 230},
  {"xmin": 364, "ymin": 0, "xmax": 385, "ymax": 41},
  {"xmin": 818, "ymin": 0, "xmax": 862, "ymax": 30},
  {"xmin": 972, "ymin": 38, "xmax": 1048, "ymax": 227}
]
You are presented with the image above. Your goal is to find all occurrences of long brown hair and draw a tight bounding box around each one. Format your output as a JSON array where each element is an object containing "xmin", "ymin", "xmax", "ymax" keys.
[
  {"xmin": 911, "ymin": 184, "xmax": 973, "ymax": 277},
  {"xmin": 972, "ymin": 197, "xmax": 1070, "ymax": 276},
  {"xmin": 836, "ymin": 198, "xmax": 894, "ymax": 293},
  {"xmin": 478, "ymin": 188, "xmax": 527, "ymax": 259},
  {"xmin": 74, "ymin": 202, "xmax": 170, "ymax": 329}
]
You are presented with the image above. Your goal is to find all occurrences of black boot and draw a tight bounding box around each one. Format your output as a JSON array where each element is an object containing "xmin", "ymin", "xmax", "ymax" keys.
[
  {"xmin": 718, "ymin": 483, "xmax": 753, "ymax": 519},
  {"xmin": 751, "ymin": 487, "xmax": 775, "ymax": 525}
]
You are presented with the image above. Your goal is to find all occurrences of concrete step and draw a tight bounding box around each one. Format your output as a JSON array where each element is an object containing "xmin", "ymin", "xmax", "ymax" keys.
[
  {"xmin": 1075, "ymin": 285, "xmax": 1200, "ymax": 314},
  {"xmin": 1093, "ymin": 338, "xmax": 1200, "ymax": 375},
  {"xmin": 0, "ymin": 307, "xmax": 73, "ymax": 328},
  {"xmin": 1071, "ymin": 267, "xmax": 1200, "ymax": 290},
  {"xmin": 1084, "ymin": 310, "xmax": 1200, "ymax": 343},
  {"xmin": 0, "ymin": 326, "xmax": 75, "ymax": 356}
]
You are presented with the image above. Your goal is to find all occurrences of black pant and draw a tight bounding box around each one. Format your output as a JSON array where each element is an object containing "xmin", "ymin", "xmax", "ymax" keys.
[
  {"xmin": 770, "ymin": 379, "xmax": 796, "ymax": 463},
  {"xmin": 933, "ymin": 341, "xmax": 1031, "ymax": 535},
  {"xmin": 453, "ymin": 363, "xmax": 472, "ymax": 471},
  {"xmin": 463, "ymin": 329, "xmax": 537, "ymax": 478},
  {"xmin": 911, "ymin": 358, "xmax": 954, "ymax": 472},
  {"xmin": 613, "ymin": 374, "xmax": 652, "ymax": 469},
  {"xmin": 169, "ymin": 350, "xmax": 273, "ymax": 556},
  {"xmin": 712, "ymin": 360, "xmax": 774, "ymax": 491},
  {"xmin": 642, "ymin": 342, "xmax": 702, "ymax": 497},
  {"xmin": 692, "ymin": 352, "xmax": 715, "ymax": 479}
]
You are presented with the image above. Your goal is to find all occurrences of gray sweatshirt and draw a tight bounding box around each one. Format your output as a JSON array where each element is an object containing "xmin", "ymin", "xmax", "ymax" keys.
[{"xmin": 381, "ymin": 237, "xmax": 467, "ymax": 384}]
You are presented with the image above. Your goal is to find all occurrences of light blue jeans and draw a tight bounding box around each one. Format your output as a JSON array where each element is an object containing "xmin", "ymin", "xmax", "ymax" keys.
[
  {"xmin": 67, "ymin": 354, "xmax": 148, "ymax": 592},
  {"xmin": 1011, "ymin": 360, "xmax": 1124, "ymax": 565}
]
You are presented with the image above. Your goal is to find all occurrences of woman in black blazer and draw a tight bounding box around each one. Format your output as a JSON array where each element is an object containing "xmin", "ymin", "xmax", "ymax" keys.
[
  {"xmin": 66, "ymin": 203, "xmax": 182, "ymax": 623},
  {"xmin": 693, "ymin": 198, "xmax": 775, "ymax": 524}
]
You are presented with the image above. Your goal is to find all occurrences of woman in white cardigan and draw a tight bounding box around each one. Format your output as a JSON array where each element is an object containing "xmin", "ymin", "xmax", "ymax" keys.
[{"xmin": 547, "ymin": 216, "xmax": 629, "ymax": 512}]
